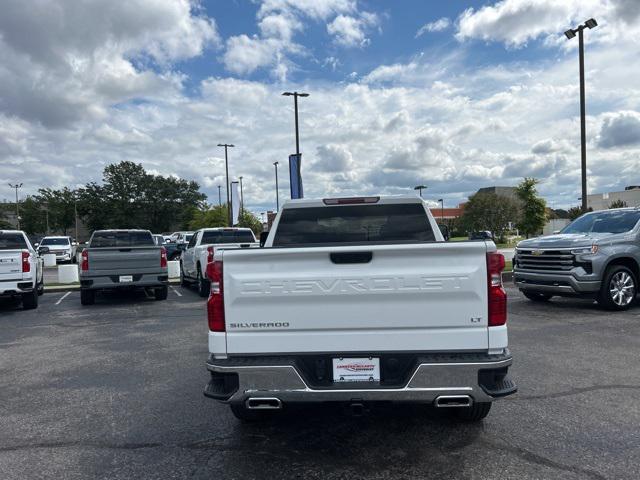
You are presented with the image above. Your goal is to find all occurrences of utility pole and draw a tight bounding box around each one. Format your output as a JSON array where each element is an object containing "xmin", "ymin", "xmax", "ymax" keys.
[
  {"xmin": 438, "ymin": 198, "xmax": 444, "ymax": 222},
  {"xmin": 239, "ymin": 176, "xmax": 244, "ymax": 217},
  {"xmin": 273, "ymin": 161, "xmax": 280, "ymax": 212},
  {"xmin": 74, "ymin": 196, "xmax": 79, "ymax": 242},
  {"xmin": 217, "ymin": 144, "xmax": 235, "ymax": 226},
  {"xmin": 414, "ymin": 185, "xmax": 427, "ymax": 198},
  {"xmin": 8, "ymin": 183, "xmax": 22, "ymax": 230},
  {"xmin": 565, "ymin": 18, "xmax": 597, "ymax": 212},
  {"xmin": 217, "ymin": 185, "xmax": 222, "ymax": 206}
]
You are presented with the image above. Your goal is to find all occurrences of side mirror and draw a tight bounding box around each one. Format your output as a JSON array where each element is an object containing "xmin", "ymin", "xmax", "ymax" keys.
[
  {"xmin": 34, "ymin": 243, "xmax": 39, "ymax": 247},
  {"xmin": 72, "ymin": 241, "xmax": 78, "ymax": 246},
  {"xmin": 552, "ymin": 230, "xmax": 560, "ymax": 234},
  {"xmin": 260, "ymin": 231, "xmax": 269, "ymax": 248}
]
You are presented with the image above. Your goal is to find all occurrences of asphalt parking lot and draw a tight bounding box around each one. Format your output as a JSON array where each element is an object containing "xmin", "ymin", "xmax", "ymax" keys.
[{"xmin": 1, "ymin": 286, "xmax": 639, "ymax": 480}]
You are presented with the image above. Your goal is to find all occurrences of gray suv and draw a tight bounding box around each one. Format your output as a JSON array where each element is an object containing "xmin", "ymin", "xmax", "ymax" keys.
[{"xmin": 513, "ymin": 207, "xmax": 640, "ymax": 310}]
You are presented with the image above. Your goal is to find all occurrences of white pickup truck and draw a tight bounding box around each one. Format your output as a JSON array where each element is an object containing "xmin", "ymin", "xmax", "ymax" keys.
[
  {"xmin": 0, "ymin": 230, "xmax": 44, "ymax": 310},
  {"xmin": 180, "ymin": 227, "xmax": 258, "ymax": 297},
  {"xmin": 203, "ymin": 196, "xmax": 516, "ymax": 421}
]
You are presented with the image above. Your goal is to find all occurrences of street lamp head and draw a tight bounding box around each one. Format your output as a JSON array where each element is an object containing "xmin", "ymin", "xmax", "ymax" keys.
[
  {"xmin": 564, "ymin": 29, "xmax": 576, "ymax": 39},
  {"xmin": 282, "ymin": 92, "xmax": 293, "ymax": 96},
  {"xmin": 273, "ymin": 161, "xmax": 279, "ymax": 166},
  {"xmin": 298, "ymin": 93, "xmax": 310, "ymax": 97},
  {"xmin": 414, "ymin": 185, "xmax": 427, "ymax": 191},
  {"xmin": 585, "ymin": 18, "xmax": 597, "ymax": 29},
  {"xmin": 217, "ymin": 143, "xmax": 235, "ymax": 147},
  {"xmin": 438, "ymin": 198, "xmax": 443, "ymax": 203}
]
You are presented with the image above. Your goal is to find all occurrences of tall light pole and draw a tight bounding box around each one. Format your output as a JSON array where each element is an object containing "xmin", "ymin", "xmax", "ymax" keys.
[
  {"xmin": 74, "ymin": 197, "xmax": 79, "ymax": 241},
  {"xmin": 414, "ymin": 185, "xmax": 427, "ymax": 198},
  {"xmin": 273, "ymin": 161, "xmax": 280, "ymax": 212},
  {"xmin": 438, "ymin": 198, "xmax": 444, "ymax": 222},
  {"xmin": 238, "ymin": 176, "xmax": 244, "ymax": 216},
  {"xmin": 8, "ymin": 183, "xmax": 22, "ymax": 229},
  {"xmin": 217, "ymin": 143, "xmax": 234, "ymax": 226},
  {"xmin": 282, "ymin": 91, "xmax": 309, "ymax": 156},
  {"xmin": 565, "ymin": 18, "xmax": 597, "ymax": 212},
  {"xmin": 217, "ymin": 185, "xmax": 222, "ymax": 206}
]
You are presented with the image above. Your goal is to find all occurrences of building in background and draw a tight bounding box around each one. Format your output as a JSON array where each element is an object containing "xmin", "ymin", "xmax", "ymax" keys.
[
  {"xmin": 587, "ymin": 186, "xmax": 640, "ymax": 211},
  {"xmin": 476, "ymin": 186, "xmax": 518, "ymax": 201}
]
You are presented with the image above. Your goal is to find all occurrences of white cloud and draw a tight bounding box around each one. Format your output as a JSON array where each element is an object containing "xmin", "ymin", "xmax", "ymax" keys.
[
  {"xmin": 416, "ymin": 17, "xmax": 451, "ymax": 37},
  {"xmin": 327, "ymin": 13, "xmax": 379, "ymax": 47},
  {"xmin": 597, "ymin": 111, "xmax": 640, "ymax": 148}
]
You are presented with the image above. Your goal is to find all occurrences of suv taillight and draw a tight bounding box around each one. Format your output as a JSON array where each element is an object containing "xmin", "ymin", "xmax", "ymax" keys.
[
  {"xmin": 81, "ymin": 250, "xmax": 89, "ymax": 271},
  {"xmin": 487, "ymin": 252, "xmax": 507, "ymax": 326},
  {"xmin": 22, "ymin": 251, "xmax": 30, "ymax": 273},
  {"xmin": 207, "ymin": 246, "xmax": 215, "ymax": 264},
  {"xmin": 160, "ymin": 247, "xmax": 167, "ymax": 268},
  {"xmin": 206, "ymin": 260, "xmax": 225, "ymax": 332}
]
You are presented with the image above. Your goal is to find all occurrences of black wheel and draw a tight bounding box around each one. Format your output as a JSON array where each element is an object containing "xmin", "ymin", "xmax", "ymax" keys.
[
  {"xmin": 230, "ymin": 403, "xmax": 271, "ymax": 422},
  {"xmin": 179, "ymin": 262, "xmax": 190, "ymax": 287},
  {"xmin": 22, "ymin": 289, "xmax": 38, "ymax": 310},
  {"xmin": 522, "ymin": 291, "xmax": 553, "ymax": 302},
  {"xmin": 598, "ymin": 265, "xmax": 637, "ymax": 311},
  {"xmin": 37, "ymin": 280, "xmax": 44, "ymax": 296},
  {"xmin": 197, "ymin": 266, "xmax": 210, "ymax": 298},
  {"xmin": 80, "ymin": 289, "xmax": 95, "ymax": 306},
  {"xmin": 154, "ymin": 285, "xmax": 168, "ymax": 301},
  {"xmin": 453, "ymin": 401, "xmax": 492, "ymax": 422}
]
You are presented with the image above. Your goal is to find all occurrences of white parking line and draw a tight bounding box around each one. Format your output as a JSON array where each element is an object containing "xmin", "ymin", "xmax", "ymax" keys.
[
  {"xmin": 170, "ymin": 286, "xmax": 182, "ymax": 297},
  {"xmin": 55, "ymin": 291, "xmax": 72, "ymax": 305}
]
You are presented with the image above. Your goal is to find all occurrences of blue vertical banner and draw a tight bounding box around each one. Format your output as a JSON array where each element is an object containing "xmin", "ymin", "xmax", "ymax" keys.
[{"xmin": 289, "ymin": 153, "xmax": 303, "ymax": 199}]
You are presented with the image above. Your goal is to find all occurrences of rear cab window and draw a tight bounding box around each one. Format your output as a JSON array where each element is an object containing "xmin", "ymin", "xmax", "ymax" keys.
[
  {"xmin": 201, "ymin": 230, "xmax": 257, "ymax": 244},
  {"xmin": 89, "ymin": 231, "xmax": 154, "ymax": 248},
  {"xmin": 41, "ymin": 237, "xmax": 70, "ymax": 246},
  {"xmin": 0, "ymin": 232, "xmax": 28, "ymax": 250},
  {"xmin": 273, "ymin": 203, "xmax": 435, "ymax": 247}
]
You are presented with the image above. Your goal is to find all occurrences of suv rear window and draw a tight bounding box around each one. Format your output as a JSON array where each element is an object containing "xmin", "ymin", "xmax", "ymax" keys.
[
  {"xmin": 273, "ymin": 203, "xmax": 435, "ymax": 247},
  {"xmin": 90, "ymin": 231, "xmax": 154, "ymax": 248},
  {"xmin": 201, "ymin": 230, "xmax": 256, "ymax": 244},
  {"xmin": 0, "ymin": 233, "xmax": 28, "ymax": 250},
  {"xmin": 41, "ymin": 238, "xmax": 70, "ymax": 246}
]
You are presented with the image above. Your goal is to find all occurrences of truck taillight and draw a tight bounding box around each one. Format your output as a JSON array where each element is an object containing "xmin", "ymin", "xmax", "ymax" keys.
[
  {"xmin": 81, "ymin": 250, "xmax": 89, "ymax": 271},
  {"xmin": 207, "ymin": 260, "xmax": 225, "ymax": 332},
  {"xmin": 207, "ymin": 246, "xmax": 215, "ymax": 264},
  {"xmin": 160, "ymin": 247, "xmax": 167, "ymax": 268},
  {"xmin": 22, "ymin": 251, "xmax": 30, "ymax": 273},
  {"xmin": 487, "ymin": 252, "xmax": 507, "ymax": 326}
]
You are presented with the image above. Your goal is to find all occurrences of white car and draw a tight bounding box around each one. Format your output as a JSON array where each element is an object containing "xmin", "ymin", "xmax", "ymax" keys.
[
  {"xmin": 38, "ymin": 236, "xmax": 76, "ymax": 263},
  {"xmin": 0, "ymin": 230, "xmax": 44, "ymax": 309},
  {"xmin": 203, "ymin": 196, "xmax": 516, "ymax": 421},
  {"xmin": 168, "ymin": 231, "xmax": 194, "ymax": 244},
  {"xmin": 180, "ymin": 227, "xmax": 258, "ymax": 297}
]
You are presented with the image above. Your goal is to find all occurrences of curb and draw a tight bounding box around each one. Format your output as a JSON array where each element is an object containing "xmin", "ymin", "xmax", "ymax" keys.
[{"xmin": 43, "ymin": 279, "xmax": 181, "ymax": 294}]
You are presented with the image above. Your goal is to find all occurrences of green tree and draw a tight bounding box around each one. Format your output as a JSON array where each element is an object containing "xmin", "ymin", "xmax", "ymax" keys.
[
  {"xmin": 19, "ymin": 197, "xmax": 47, "ymax": 235},
  {"xmin": 0, "ymin": 204, "xmax": 12, "ymax": 229},
  {"xmin": 515, "ymin": 178, "xmax": 547, "ymax": 238},
  {"xmin": 460, "ymin": 193, "xmax": 519, "ymax": 242},
  {"xmin": 567, "ymin": 206, "xmax": 592, "ymax": 220},
  {"xmin": 609, "ymin": 199, "xmax": 627, "ymax": 209},
  {"xmin": 36, "ymin": 187, "xmax": 77, "ymax": 235},
  {"xmin": 189, "ymin": 205, "xmax": 263, "ymax": 236}
]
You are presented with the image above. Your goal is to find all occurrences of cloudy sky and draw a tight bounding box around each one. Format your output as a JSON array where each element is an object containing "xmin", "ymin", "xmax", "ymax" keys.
[{"xmin": 1, "ymin": 0, "xmax": 640, "ymax": 213}]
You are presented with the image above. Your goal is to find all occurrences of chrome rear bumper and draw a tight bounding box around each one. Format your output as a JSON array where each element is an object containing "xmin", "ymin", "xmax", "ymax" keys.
[{"xmin": 205, "ymin": 354, "xmax": 515, "ymax": 405}]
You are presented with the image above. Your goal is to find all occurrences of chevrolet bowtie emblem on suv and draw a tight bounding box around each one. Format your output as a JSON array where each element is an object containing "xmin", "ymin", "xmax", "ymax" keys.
[{"xmin": 532, "ymin": 250, "xmax": 544, "ymax": 256}]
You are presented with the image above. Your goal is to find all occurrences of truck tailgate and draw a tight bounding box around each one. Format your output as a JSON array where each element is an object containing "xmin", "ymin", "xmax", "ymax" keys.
[
  {"xmin": 86, "ymin": 247, "xmax": 162, "ymax": 274},
  {"xmin": 222, "ymin": 242, "xmax": 489, "ymax": 354},
  {"xmin": 0, "ymin": 250, "xmax": 23, "ymax": 281}
]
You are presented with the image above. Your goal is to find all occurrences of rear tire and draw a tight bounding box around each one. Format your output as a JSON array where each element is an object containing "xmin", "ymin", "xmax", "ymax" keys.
[
  {"xmin": 80, "ymin": 289, "xmax": 95, "ymax": 306},
  {"xmin": 522, "ymin": 291, "xmax": 553, "ymax": 302},
  {"xmin": 598, "ymin": 265, "xmax": 637, "ymax": 311},
  {"xmin": 197, "ymin": 267, "xmax": 210, "ymax": 298},
  {"xmin": 453, "ymin": 401, "xmax": 492, "ymax": 422},
  {"xmin": 230, "ymin": 403, "xmax": 271, "ymax": 422},
  {"xmin": 154, "ymin": 285, "xmax": 168, "ymax": 301},
  {"xmin": 37, "ymin": 280, "xmax": 44, "ymax": 296},
  {"xmin": 22, "ymin": 288, "xmax": 38, "ymax": 310}
]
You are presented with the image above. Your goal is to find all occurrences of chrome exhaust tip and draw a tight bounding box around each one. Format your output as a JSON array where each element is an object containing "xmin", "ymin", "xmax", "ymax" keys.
[
  {"xmin": 434, "ymin": 395, "xmax": 472, "ymax": 408},
  {"xmin": 246, "ymin": 397, "xmax": 282, "ymax": 410}
]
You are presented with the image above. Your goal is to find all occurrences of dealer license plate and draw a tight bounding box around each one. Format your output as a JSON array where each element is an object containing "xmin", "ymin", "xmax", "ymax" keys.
[
  {"xmin": 332, "ymin": 357, "xmax": 380, "ymax": 383},
  {"xmin": 119, "ymin": 275, "xmax": 133, "ymax": 283}
]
